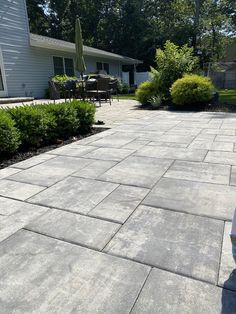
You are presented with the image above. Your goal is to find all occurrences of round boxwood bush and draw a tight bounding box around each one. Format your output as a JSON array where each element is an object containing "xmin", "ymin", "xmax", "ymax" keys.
[
  {"xmin": 0, "ymin": 111, "xmax": 21, "ymax": 155},
  {"xmin": 135, "ymin": 81, "xmax": 156, "ymax": 105},
  {"xmin": 170, "ymin": 74, "xmax": 214, "ymax": 106}
]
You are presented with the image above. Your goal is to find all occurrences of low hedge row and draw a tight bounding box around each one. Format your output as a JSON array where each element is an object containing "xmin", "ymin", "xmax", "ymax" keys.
[{"xmin": 0, "ymin": 100, "xmax": 96, "ymax": 156}]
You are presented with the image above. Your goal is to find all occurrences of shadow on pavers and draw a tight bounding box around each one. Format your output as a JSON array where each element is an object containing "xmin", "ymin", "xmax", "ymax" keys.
[{"xmin": 221, "ymin": 270, "xmax": 236, "ymax": 314}]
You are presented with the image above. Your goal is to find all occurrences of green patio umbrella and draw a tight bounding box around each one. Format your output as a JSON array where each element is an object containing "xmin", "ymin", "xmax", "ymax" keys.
[{"xmin": 75, "ymin": 17, "xmax": 86, "ymax": 78}]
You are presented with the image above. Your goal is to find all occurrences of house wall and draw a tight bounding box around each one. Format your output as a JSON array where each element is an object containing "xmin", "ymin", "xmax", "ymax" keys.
[{"xmin": 0, "ymin": 0, "xmax": 122, "ymax": 98}]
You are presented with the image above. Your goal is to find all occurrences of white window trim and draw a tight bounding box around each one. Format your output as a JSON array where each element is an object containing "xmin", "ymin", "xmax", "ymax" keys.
[
  {"xmin": 0, "ymin": 48, "xmax": 8, "ymax": 97},
  {"xmin": 53, "ymin": 56, "xmax": 75, "ymax": 76}
]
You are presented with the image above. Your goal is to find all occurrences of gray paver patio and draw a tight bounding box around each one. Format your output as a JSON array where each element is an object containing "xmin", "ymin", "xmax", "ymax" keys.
[
  {"xmin": 0, "ymin": 230, "xmax": 150, "ymax": 314},
  {"xmin": 144, "ymin": 177, "xmax": 236, "ymax": 220},
  {"xmin": 131, "ymin": 268, "xmax": 236, "ymax": 314},
  {"xmin": 164, "ymin": 160, "xmax": 231, "ymax": 185},
  {"xmin": 99, "ymin": 155, "xmax": 173, "ymax": 188},
  {"xmin": 0, "ymin": 100, "xmax": 236, "ymax": 312},
  {"xmin": 26, "ymin": 209, "xmax": 120, "ymax": 250},
  {"xmin": 89, "ymin": 185, "xmax": 149, "ymax": 223},
  {"xmin": 28, "ymin": 176, "xmax": 118, "ymax": 214},
  {"xmin": 105, "ymin": 205, "xmax": 223, "ymax": 283}
]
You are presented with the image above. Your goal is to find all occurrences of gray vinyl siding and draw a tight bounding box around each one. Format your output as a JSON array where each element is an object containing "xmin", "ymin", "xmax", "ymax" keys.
[{"xmin": 0, "ymin": 0, "xmax": 122, "ymax": 98}]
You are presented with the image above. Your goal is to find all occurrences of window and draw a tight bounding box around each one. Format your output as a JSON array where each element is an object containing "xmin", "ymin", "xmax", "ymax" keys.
[
  {"xmin": 53, "ymin": 57, "xmax": 64, "ymax": 75},
  {"xmin": 96, "ymin": 62, "xmax": 110, "ymax": 74},
  {"xmin": 0, "ymin": 68, "xmax": 4, "ymax": 91},
  {"xmin": 53, "ymin": 57, "xmax": 74, "ymax": 76},
  {"xmin": 64, "ymin": 58, "xmax": 74, "ymax": 76},
  {"xmin": 96, "ymin": 62, "xmax": 103, "ymax": 71},
  {"xmin": 104, "ymin": 63, "xmax": 110, "ymax": 74}
]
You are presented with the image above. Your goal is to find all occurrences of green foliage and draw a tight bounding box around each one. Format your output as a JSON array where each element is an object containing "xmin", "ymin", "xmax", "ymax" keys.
[
  {"xmin": 219, "ymin": 89, "xmax": 236, "ymax": 105},
  {"xmin": 155, "ymin": 41, "xmax": 199, "ymax": 99},
  {"xmin": 71, "ymin": 101, "xmax": 96, "ymax": 133},
  {"xmin": 0, "ymin": 111, "xmax": 21, "ymax": 155},
  {"xmin": 8, "ymin": 106, "xmax": 52, "ymax": 147},
  {"xmin": 52, "ymin": 75, "xmax": 77, "ymax": 82},
  {"xmin": 44, "ymin": 103, "xmax": 79, "ymax": 139},
  {"xmin": 2, "ymin": 101, "xmax": 95, "ymax": 154},
  {"xmin": 170, "ymin": 74, "xmax": 214, "ymax": 106},
  {"xmin": 135, "ymin": 81, "xmax": 156, "ymax": 105},
  {"xmin": 149, "ymin": 96, "xmax": 162, "ymax": 109}
]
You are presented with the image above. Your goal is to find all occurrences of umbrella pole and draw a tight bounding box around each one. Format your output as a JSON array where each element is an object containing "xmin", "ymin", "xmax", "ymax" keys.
[{"xmin": 81, "ymin": 72, "xmax": 85, "ymax": 101}]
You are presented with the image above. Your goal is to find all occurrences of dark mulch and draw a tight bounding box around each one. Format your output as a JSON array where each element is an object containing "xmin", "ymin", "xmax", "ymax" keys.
[{"xmin": 0, "ymin": 127, "xmax": 108, "ymax": 170}]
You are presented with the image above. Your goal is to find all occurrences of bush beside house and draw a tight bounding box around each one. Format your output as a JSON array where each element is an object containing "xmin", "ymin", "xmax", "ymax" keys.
[{"xmin": 0, "ymin": 100, "xmax": 95, "ymax": 156}]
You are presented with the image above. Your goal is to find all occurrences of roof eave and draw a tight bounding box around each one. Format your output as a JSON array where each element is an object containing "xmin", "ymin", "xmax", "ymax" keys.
[{"xmin": 30, "ymin": 34, "xmax": 142, "ymax": 64}]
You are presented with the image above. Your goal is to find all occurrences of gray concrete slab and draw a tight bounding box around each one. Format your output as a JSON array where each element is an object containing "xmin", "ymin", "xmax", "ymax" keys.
[
  {"xmin": 0, "ymin": 197, "xmax": 48, "ymax": 242},
  {"xmin": 105, "ymin": 205, "xmax": 223, "ymax": 283},
  {"xmin": 48, "ymin": 144, "xmax": 97, "ymax": 157},
  {"xmin": 131, "ymin": 268, "xmax": 236, "ymax": 314},
  {"xmin": 83, "ymin": 147, "xmax": 135, "ymax": 162},
  {"xmin": 202, "ymin": 128, "xmax": 235, "ymax": 135},
  {"xmin": 189, "ymin": 140, "xmax": 234, "ymax": 151},
  {"xmin": 164, "ymin": 160, "xmax": 231, "ymax": 185},
  {"xmin": 0, "ymin": 230, "xmax": 150, "ymax": 314},
  {"xmin": 28, "ymin": 176, "xmax": 118, "ymax": 214},
  {"xmin": 89, "ymin": 185, "xmax": 149, "ymax": 223},
  {"xmin": 7, "ymin": 156, "xmax": 93, "ymax": 187},
  {"xmin": 205, "ymin": 151, "xmax": 236, "ymax": 166},
  {"xmin": 0, "ymin": 167, "xmax": 21, "ymax": 179},
  {"xmin": 26, "ymin": 209, "xmax": 120, "ymax": 250},
  {"xmin": 215, "ymin": 135, "xmax": 236, "ymax": 143},
  {"xmin": 99, "ymin": 156, "xmax": 173, "ymax": 188},
  {"xmin": 135, "ymin": 145, "xmax": 207, "ymax": 161},
  {"xmin": 91, "ymin": 133, "xmax": 137, "ymax": 148},
  {"xmin": 7, "ymin": 164, "xmax": 75, "ymax": 187},
  {"xmin": 147, "ymin": 141, "xmax": 188, "ymax": 148},
  {"xmin": 0, "ymin": 179, "xmax": 45, "ymax": 201},
  {"xmin": 72, "ymin": 159, "xmax": 117, "ymax": 179},
  {"xmin": 166, "ymin": 127, "xmax": 201, "ymax": 136},
  {"xmin": 218, "ymin": 222, "xmax": 236, "ymax": 292},
  {"xmin": 11, "ymin": 153, "xmax": 56, "ymax": 169},
  {"xmin": 143, "ymin": 178, "xmax": 236, "ymax": 220},
  {"xmin": 122, "ymin": 140, "xmax": 149, "ymax": 150},
  {"xmin": 148, "ymin": 134, "xmax": 195, "ymax": 144},
  {"xmin": 230, "ymin": 166, "xmax": 236, "ymax": 186}
]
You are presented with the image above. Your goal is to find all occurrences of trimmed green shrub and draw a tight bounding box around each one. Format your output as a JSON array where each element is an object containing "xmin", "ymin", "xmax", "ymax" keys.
[
  {"xmin": 71, "ymin": 101, "xmax": 96, "ymax": 133},
  {"xmin": 171, "ymin": 74, "xmax": 214, "ymax": 106},
  {"xmin": 52, "ymin": 74, "xmax": 77, "ymax": 83},
  {"xmin": 8, "ymin": 106, "xmax": 54, "ymax": 147},
  {"xmin": 135, "ymin": 81, "xmax": 156, "ymax": 105},
  {"xmin": 0, "ymin": 111, "xmax": 21, "ymax": 155},
  {"xmin": 44, "ymin": 102, "xmax": 79, "ymax": 139}
]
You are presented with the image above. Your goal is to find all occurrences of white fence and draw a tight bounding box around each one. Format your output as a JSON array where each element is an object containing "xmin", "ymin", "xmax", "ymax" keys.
[{"xmin": 135, "ymin": 72, "xmax": 149, "ymax": 86}]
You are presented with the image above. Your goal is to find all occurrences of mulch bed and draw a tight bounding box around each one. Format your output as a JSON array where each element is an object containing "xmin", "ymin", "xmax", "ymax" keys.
[{"xmin": 0, "ymin": 127, "xmax": 108, "ymax": 170}]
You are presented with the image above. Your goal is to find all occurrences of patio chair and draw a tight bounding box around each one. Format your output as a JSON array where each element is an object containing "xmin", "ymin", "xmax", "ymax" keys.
[
  {"xmin": 85, "ymin": 77, "xmax": 111, "ymax": 106},
  {"xmin": 109, "ymin": 79, "xmax": 119, "ymax": 102},
  {"xmin": 63, "ymin": 80, "xmax": 77, "ymax": 100},
  {"xmin": 48, "ymin": 80, "xmax": 60, "ymax": 102}
]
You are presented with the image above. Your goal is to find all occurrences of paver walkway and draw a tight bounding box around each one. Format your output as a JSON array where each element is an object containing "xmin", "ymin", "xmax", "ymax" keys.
[{"xmin": 0, "ymin": 100, "xmax": 236, "ymax": 313}]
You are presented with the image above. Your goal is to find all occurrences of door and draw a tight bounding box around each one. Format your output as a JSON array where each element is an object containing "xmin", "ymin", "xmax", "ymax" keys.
[{"xmin": 0, "ymin": 48, "xmax": 8, "ymax": 97}]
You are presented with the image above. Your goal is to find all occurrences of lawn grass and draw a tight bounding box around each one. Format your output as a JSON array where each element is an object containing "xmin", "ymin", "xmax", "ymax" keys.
[
  {"xmin": 219, "ymin": 89, "xmax": 236, "ymax": 105},
  {"xmin": 118, "ymin": 94, "xmax": 137, "ymax": 100}
]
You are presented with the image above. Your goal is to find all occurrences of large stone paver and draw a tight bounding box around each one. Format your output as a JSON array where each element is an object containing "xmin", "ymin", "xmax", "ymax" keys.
[
  {"xmin": 0, "ymin": 179, "xmax": 45, "ymax": 201},
  {"xmin": 0, "ymin": 230, "xmax": 150, "ymax": 314},
  {"xmin": 105, "ymin": 205, "xmax": 223, "ymax": 283},
  {"xmin": 100, "ymin": 155, "xmax": 173, "ymax": 188},
  {"xmin": 91, "ymin": 132, "xmax": 138, "ymax": 148},
  {"xmin": 11, "ymin": 153, "xmax": 56, "ymax": 169},
  {"xmin": 89, "ymin": 185, "xmax": 149, "ymax": 223},
  {"xmin": 131, "ymin": 268, "xmax": 236, "ymax": 314},
  {"xmin": 7, "ymin": 156, "xmax": 93, "ymax": 187},
  {"xmin": 0, "ymin": 167, "xmax": 21, "ymax": 179},
  {"xmin": 47, "ymin": 144, "xmax": 97, "ymax": 157},
  {"xmin": 72, "ymin": 159, "xmax": 117, "ymax": 179},
  {"xmin": 231, "ymin": 166, "xmax": 236, "ymax": 186},
  {"xmin": 28, "ymin": 176, "xmax": 118, "ymax": 214},
  {"xmin": 164, "ymin": 160, "xmax": 231, "ymax": 185},
  {"xmin": 135, "ymin": 145, "xmax": 207, "ymax": 162},
  {"xmin": 205, "ymin": 151, "xmax": 236, "ymax": 165},
  {"xmin": 0, "ymin": 197, "xmax": 48, "ymax": 242},
  {"xmin": 143, "ymin": 177, "xmax": 236, "ymax": 220},
  {"xmin": 218, "ymin": 222, "xmax": 236, "ymax": 292},
  {"xmin": 83, "ymin": 147, "xmax": 134, "ymax": 161},
  {"xmin": 26, "ymin": 209, "xmax": 120, "ymax": 250}
]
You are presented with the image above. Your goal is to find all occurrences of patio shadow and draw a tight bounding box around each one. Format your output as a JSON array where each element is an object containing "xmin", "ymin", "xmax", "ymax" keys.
[{"xmin": 221, "ymin": 270, "xmax": 236, "ymax": 314}]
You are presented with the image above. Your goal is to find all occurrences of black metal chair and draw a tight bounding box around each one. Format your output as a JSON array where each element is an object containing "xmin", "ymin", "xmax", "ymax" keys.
[
  {"xmin": 109, "ymin": 79, "xmax": 119, "ymax": 102},
  {"xmin": 85, "ymin": 77, "xmax": 111, "ymax": 106},
  {"xmin": 48, "ymin": 80, "xmax": 61, "ymax": 102}
]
